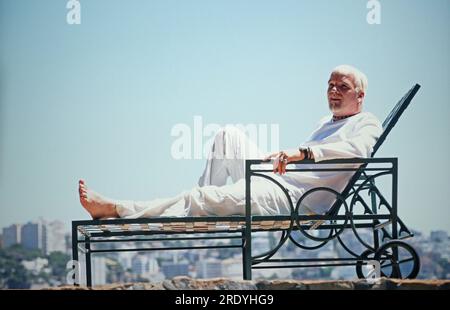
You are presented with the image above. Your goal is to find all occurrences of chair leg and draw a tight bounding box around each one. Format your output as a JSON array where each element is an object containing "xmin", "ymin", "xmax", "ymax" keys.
[
  {"xmin": 242, "ymin": 229, "xmax": 252, "ymax": 280},
  {"xmin": 85, "ymin": 237, "xmax": 92, "ymax": 287},
  {"xmin": 369, "ymin": 187, "xmax": 380, "ymax": 250},
  {"xmin": 71, "ymin": 223, "xmax": 79, "ymax": 286}
]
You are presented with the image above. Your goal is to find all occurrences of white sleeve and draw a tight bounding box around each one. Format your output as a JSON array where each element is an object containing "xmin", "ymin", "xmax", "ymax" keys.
[{"xmin": 309, "ymin": 116, "xmax": 383, "ymax": 162}]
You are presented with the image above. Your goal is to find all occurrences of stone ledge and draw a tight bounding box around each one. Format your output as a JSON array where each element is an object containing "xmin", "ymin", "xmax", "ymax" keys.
[{"xmin": 48, "ymin": 277, "xmax": 450, "ymax": 290}]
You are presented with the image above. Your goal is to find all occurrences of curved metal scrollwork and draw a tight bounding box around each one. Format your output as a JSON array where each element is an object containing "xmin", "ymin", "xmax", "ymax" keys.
[
  {"xmin": 250, "ymin": 173, "xmax": 295, "ymax": 262},
  {"xmin": 294, "ymin": 187, "xmax": 350, "ymax": 243},
  {"xmin": 347, "ymin": 171, "xmax": 392, "ymax": 253},
  {"xmin": 249, "ymin": 167, "xmax": 406, "ymax": 273},
  {"xmin": 249, "ymin": 172, "xmax": 354, "ymax": 256},
  {"xmin": 288, "ymin": 230, "xmax": 331, "ymax": 250}
]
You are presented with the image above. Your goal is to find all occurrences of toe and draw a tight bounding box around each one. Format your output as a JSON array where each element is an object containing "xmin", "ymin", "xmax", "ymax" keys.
[{"xmin": 79, "ymin": 192, "xmax": 88, "ymax": 201}]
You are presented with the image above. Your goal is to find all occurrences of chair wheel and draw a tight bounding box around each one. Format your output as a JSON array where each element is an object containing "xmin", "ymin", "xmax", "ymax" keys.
[{"xmin": 374, "ymin": 241, "xmax": 420, "ymax": 279}]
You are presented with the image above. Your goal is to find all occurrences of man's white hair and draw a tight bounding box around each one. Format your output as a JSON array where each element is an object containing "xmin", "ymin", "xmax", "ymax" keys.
[{"xmin": 332, "ymin": 65, "xmax": 368, "ymax": 94}]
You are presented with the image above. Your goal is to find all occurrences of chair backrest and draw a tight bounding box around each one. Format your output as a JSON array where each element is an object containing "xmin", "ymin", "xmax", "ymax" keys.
[
  {"xmin": 327, "ymin": 84, "xmax": 421, "ymax": 215},
  {"xmin": 371, "ymin": 84, "xmax": 421, "ymax": 156}
]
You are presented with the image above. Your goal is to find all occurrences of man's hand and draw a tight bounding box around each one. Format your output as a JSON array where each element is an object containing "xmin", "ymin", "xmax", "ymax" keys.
[{"xmin": 263, "ymin": 149, "xmax": 305, "ymax": 175}]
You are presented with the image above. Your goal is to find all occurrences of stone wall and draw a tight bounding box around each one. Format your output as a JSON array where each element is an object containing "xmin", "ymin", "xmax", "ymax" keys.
[{"xmin": 50, "ymin": 276, "xmax": 450, "ymax": 290}]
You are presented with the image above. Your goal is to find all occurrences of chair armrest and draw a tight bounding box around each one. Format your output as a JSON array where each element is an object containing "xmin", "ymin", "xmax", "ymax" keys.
[
  {"xmin": 246, "ymin": 157, "xmax": 397, "ymax": 166},
  {"xmin": 246, "ymin": 157, "xmax": 397, "ymax": 174}
]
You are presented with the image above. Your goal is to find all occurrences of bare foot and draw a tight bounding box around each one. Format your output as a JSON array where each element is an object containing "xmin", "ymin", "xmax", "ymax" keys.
[{"xmin": 78, "ymin": 179, "xmax": 119, "ymax": 219}]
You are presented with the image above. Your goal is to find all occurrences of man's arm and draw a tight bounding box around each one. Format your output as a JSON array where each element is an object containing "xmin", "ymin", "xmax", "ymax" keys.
[
  {"xmin": 308, "ymin": 119, "xmax": 382, "ymax": 162},
  {"xmin": 268, "ymin": 116, "xmax": 382, "ymax": 174}
]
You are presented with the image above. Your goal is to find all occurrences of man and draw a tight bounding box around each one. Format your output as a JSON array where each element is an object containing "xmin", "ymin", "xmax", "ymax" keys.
[{"xmin": 79, "ymin": 65, "xmax": 382, "ymax": 219}]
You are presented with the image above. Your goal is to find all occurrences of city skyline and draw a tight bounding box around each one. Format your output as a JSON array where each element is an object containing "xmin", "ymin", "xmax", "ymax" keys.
[
  {"xmin": 0, "ymin": 215, "xmax": 448, "ymax": 288},
  {"xmin": 1, "ymin": 218, "xmax": 68, "ymax": 254}
]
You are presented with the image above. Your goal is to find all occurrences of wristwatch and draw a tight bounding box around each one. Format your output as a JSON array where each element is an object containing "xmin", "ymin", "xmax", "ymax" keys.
[{"xmin": 298, "ymin": 147, "xmax": 310, "ymax": 160}]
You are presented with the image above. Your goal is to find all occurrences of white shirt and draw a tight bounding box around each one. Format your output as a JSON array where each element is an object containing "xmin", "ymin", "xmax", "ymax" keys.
[{"xmin": 280, "ymin": 111, "xmax": 383, "ymax": 214}]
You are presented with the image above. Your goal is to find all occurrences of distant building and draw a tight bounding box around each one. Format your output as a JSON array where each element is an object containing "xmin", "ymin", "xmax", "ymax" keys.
[
  {"xmin": 148, "ymin": 257, "xmax": 160, "ymax": 275},
  {"xmin": 196, "ymin": 258, "xmax": 223, "ymax": 278},
  {"xmin": 21, "ymin": 221, "xmax": 46, "ymax": 252},
  {"xmin": 331, "ymin": 266, "xmax": 357, "ymax": 280},
  {"xmin": 131, "ymin": 254, "xmax": 150, "ymax": 276},
  {"xmin": 2, "ymin": 224, "xmax": 22, "ymax": 248},
  {"xmin": 45, "ymin": 220, "xmax": 67, "ymax": 254},
  {"xmin": 64, "ymin": 233, "xmax": 72, "ymax": 254},
  {"xmin": 92, "ymin": 257, "xmax": 107, "ymax": 286},
  {"xmin": 17, "ymin": 220, "xmax": 68, "ymax": 254},
  {"xmin": 430, "ymin": 230, "xmax": 448, "ymax": 243},
  {"xmin": 161, "ymin": 261, "xmax": 190, "ymax": 278},
  {"xmin": 117, "ymin": 251, "xmax": 134, "ymax": 271},
  {"xmin": 221, "ymin": 258, "xmax": 242, "ymax": 280},
  {"xmin": 127, "ymin": 253, "xmax": 162, "ymax": 281}
]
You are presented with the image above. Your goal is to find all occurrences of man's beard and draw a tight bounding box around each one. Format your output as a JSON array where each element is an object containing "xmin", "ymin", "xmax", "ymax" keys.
[{"xmin": 329, "ymin": 102, "xmax": 342, "ymax": 112}]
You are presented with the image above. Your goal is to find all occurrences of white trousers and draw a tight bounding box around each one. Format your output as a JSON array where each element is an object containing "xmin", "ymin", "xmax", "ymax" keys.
[{"xmin": 115, "ymin": 126, "xmax": 299, "ymax": 218}]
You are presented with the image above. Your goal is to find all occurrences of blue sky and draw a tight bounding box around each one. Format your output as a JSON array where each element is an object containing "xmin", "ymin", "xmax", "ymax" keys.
[{"xmin": 0, "ymin": 0, "xmax": 449, "ymax": 233}]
